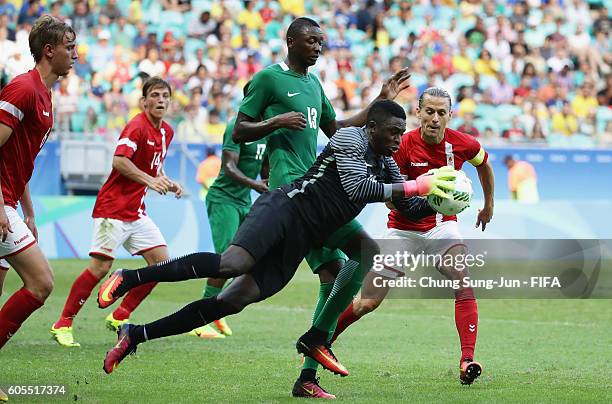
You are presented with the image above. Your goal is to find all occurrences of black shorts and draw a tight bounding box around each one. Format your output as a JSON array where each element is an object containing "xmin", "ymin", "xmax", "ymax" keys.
[{"xmin": 231, "ymin": 189, "xmax": 313, "ymax": 299}]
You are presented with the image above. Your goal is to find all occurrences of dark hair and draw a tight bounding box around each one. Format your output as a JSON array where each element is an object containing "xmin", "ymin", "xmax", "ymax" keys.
[
  {"xmin": 418, "ymin": 87, "xmax": 452, "ymax": 109},
  {"xmin": 286, "ymin": 17, "xmax": 320, "ymax": 41},
  {"xmin": 243, "ymin": 80, "xmax": 251, "ymax": 97},
  {"xmin": 142, "ymin": 77, "xmax": 172, "ymax": 97},
  {"xmin": 367, "ymin": 100, "xmax": 406, "ymax": 123},
  {"xmin": 29, "ymin": 15, "xmax": 76, "ymax": 62}
]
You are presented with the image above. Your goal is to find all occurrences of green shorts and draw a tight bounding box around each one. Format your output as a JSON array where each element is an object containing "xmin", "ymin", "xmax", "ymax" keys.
[
  {"xmin": 304, "ymin": 219, "xmax": 363, "ymax": 273},
  {"xmin": 206, "ymin": 198, "xmax": 250, "ymax": 253}
]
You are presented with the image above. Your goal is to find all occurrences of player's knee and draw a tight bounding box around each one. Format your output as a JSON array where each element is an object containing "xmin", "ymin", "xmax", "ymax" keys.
[
  {"xmin": 30, "ymin": 276, "xmax": 54, "ymax": 301},
  {"xmin": 219, "ymin": 255, "xmax": 250, "ymax": 277}
]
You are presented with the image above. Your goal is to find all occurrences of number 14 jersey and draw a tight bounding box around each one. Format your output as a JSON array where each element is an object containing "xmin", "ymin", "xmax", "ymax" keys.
[{"xmin": 93, "ymin": 112, "xmax": 174, "ymax": 221}]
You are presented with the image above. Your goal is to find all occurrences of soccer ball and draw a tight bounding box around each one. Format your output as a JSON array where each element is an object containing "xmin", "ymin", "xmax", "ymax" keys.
[{"xmin": 427, "ymin": 169, "xmax": 473, "ymax": 216}]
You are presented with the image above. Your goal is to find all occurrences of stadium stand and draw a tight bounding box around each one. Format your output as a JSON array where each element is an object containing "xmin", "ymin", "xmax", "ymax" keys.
[{"xmin": 0, "ymin": 0, "xmax": 609, "ymax": 149}]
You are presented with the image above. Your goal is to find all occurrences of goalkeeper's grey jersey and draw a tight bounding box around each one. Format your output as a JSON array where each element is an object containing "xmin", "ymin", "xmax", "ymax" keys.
[{"xmin": 280, "ymin": 127, "xmax": 434, "ymax": 244}]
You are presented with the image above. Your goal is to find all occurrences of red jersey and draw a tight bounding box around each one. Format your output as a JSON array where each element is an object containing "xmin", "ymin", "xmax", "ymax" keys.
[
  {"xmin": 0, "ymin": 69, "xmax": 53, "ymax": 208},
  {"xmin": 93, "ymin": 112, "xmax": 173, "ymax": 222},
  {"xmin": 388, "ymin": 127, "xmax": 488, "ymax": 232}
]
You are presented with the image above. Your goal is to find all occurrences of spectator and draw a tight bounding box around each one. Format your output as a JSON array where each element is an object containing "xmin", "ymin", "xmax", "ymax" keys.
[
  {"xmin": 597, "ymin": 74, "xmax": 612, "ymax": 107},
  {"xmin": 571, "ymin": 82, "xmax": 598, "ymax": 119},
  {"xmin": 138, "ymin": 48, "xmax": 166, "ymax": 77},
  {"xmin": 73, "ymin": 44, "xmax": 93, "ymax": 79},
  {"xmin": 502, "ymin": 116, "xmax": 527, "ymax": 142},
  {"xmin": 503, "ymin": 155, "xmax": 540, "ymax": 203},
  {"xmin": 196, "ymin": 147, "xmax": 221, "ymax": 200},
  {"xmin": 457, "ymin": 113, "xmax": 480, "ymax": 137},
  {"xmin": 0, "ymin": 0, "xmax": 17, "ymax": 24},
  {"xmin": 89, "ymin": 29, "xmax": 114, "ymax": 73},
  {"xmin": 188, "ymin": 11, "xmax": 217, "ymax": 39},
  {"xmin": 17, "ymin": 0, "xmax": 44, "ymax": 25},
  {"xmin": 71, "ymin": 1, "xmax": 94, "ymax": 34},
  {"xmin": 490, "ymin": 72, "xmax": 514, "ymax": 105},
  {"xmin": 552, "ymin": 101, "xmax": 579, "ymax": 136},
  {"xmin": 103, "ymin": 0, "xmax": 123, "ymax": 22},
  {"xmin": 204, "ymin": 109, "xmax": 226, "ymax": 144},
  {"xmin": 176, "ymin": 104, "xmax": 206, "ymax": 143},
  {"xmin": 238, "ymin": 1, "xmax": 263, "ymax": 31}
]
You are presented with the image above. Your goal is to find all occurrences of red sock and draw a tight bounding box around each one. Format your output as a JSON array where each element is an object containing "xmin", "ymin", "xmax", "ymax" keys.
[
  {"xmin": 330, "ymin": 301, "xmax": 360, "ymax": 343},
  {"xmin": 454, "ymin": 287, "xmax": 478, "ymax": 361},
  {"xmin": 112, "ymin": 282, "xmax": 158, "ymax": 321},
  {"xmin": 54, "ymin": 268, "xmax": 100, "ymax": 328},
  {"xmin": 0, "ymin": 287, "xmax": 44, "ymax": 349}
]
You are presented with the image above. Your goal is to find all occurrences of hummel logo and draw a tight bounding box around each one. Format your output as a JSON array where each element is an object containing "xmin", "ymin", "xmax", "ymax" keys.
[
  {"xmin": 287, "ymin": 92, "xmax": 300, "ymax": 97},
  {"xmin": 468, "ymin": 324, "xmax": 476, "ymax": 332},
  {"xmin": 42, "ymin": 110, "xmax": 50, "ymax": 117},
  {"xmin": 303, "ymin": 388, "xmax": 315, "ymax": 395},
  {"xmin": 147, "ymin": 140, "xmax": 155, "ymax": 146},
  {"xmin": 79, "ymin": 299, "xmax": 86, "ymax": 306},
  {"xmin": 7, "ymin": 332, "xmax": 14, "ymax": 338},
  {"xmin": 411, "ymin": 162, "xmax": 428, "ymax": 167}
]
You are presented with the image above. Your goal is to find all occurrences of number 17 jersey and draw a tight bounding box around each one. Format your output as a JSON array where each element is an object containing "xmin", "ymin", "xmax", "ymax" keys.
[
  {"xmin": 238, "ymin": 62, "xmax": 336, "ymax": 188},
  {"xmin": 93, "ymin": 112, "xmax": 174, "ymax": 222}
]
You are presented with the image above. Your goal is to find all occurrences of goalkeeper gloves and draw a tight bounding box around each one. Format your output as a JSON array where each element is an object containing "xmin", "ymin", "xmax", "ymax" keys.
[{"xmin": 403, "ymin": 166, "xmax": 457, "ymax": 198}]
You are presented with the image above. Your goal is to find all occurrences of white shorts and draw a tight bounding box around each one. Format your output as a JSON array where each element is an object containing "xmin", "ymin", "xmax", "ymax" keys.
[
  {"xmin": 377, "ymin": 221, "xmax": 464, "ymax": 278},
  {"xmin": 0, "ymin": 206, "xmax": 37, "ymax": 260},
  {"xmin": 89, "ymin": 216, "xmax": 166, "ymax": 259}
]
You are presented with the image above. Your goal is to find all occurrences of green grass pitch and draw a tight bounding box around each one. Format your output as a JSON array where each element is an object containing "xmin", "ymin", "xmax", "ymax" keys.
[{"xmin": 1, "ymin": 259, "xmax": 611, "ymax": 402}]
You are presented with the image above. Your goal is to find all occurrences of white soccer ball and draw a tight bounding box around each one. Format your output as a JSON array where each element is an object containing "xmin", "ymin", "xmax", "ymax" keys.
[{"xmin": 427, "ymin": 169, "xmax": 473, "ymax": 216}]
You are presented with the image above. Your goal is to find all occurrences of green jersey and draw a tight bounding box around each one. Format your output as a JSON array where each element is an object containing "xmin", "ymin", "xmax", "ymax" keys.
[
  {"xmin": 207, "ymin": 119, "xmax": 267, "ymax": 207},
  {"xmin": 238, "ymin": 62, "xmax": 336, "ymax": 188}
]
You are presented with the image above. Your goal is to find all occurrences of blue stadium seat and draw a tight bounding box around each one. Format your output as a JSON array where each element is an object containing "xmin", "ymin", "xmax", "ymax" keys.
[
  {"xmin": 596, "ymin": 107, "xmax": 611, "ymax": 133},
  {"xmin": 474, "ymin": 103, "xmax": 496, "ymax": 119},
  {"xmin": 495, "ymin": 104, "xmax": 522, "ymax": 122}
]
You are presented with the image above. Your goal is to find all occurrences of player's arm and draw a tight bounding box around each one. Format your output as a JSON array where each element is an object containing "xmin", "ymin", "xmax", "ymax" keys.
[
  {"xmin": 112, "ymin": 156, "xmax": 173, "ymax": 195},
  {"xmin": 467, "ymin": 144, "xmax": 494, "ymax": 231},
  {"xmin": 233, "ymin": 71, "xmax": 308, "ymax": 143},
  {"xmin": 384, "ymin": 158, "xmax": 437, "ymax": 220},
  {"xmin": 233, "ymin": 111, "xmax": 306, "ymax": 143},
  {"xmin": 260, "ymin": 154, "xmax": 269, "ymax": 180},
  {"xmin": 0, "ymin": 123, "xmax": 13, "ymax": 242},
  {"xmin": 19, "ymin": 183, "xmax": 38, "ymax": 240},
  {"xmin": 320, "ymin": 68, "xmax": 411, "ymax": 137},
  {"xmin": 332, "ymin": 129, "xmax": 455, "ymax": 203},
  {"xmin": 475, "ymin": 160, "xmax": 494, "ymax": 231},
  {"xmin": 159, "ymin": 167, "xmax": 184, "ymax": 199},
  {"xmin": 223, "ymin": 149, "xmax": 268, "ymax": 193}
]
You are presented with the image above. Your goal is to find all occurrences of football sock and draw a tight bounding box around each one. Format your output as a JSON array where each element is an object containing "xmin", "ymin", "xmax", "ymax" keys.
[
  {"xmin": 302, "ymin": 281, "xmax": 334, "ymax": 372},
  {"xmin": 454, "ymin": 287, "xmax": 478, "ymax": 361},
  {"xmin": 313, "ymin": 260, "xmax": 361, "ymax": 333},
  {"xmin": 112, "ymin": 282, "xmax": 158, "ymax": 321},
  {"xmin": 0, "ymin": 288, "xmax": 44, "ymax": 349},
  {"xmin": 330, "ymin": 301, "xmax": 359, "ymax": 343},
  {"xmin": 202, "ymin": 283, "xmax": 223, "ymax": 299},
  {"xmin": 122, "ymin": 253, "xmax": 221, "ymax": 289},
  {"xmin": 132, "ymin": 297, "xmax": 232, "ymax": 344},
  {"xmin": 55, "ymin": 268, "xmax": 99, "ymax": 328}
]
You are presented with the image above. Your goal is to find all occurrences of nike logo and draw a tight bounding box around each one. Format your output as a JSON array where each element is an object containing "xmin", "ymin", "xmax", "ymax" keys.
[
  {"xmin": 365, "ymin": 163, "xmax": 373, "ymax": 167},
  {"xmin": 101, "ymin": 276, "xmax": 119, "ymax": 303},
  {"xmin": 42, "ymin": 110, "xmax": 50, "ymax": 117},
  {"xmin": 245, "ymin": 141, "xmax": 256, "ymax": 145},
  {"xmin": 287, "ymin": 92, "xmax": 300, "ymax": 97},
  {"xmin": 78, "ymin": 299, "xmax": 86, "ymax": 306}
]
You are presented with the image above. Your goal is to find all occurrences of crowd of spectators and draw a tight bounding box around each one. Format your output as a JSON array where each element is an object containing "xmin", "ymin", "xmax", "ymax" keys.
[{"xmin": 0, "ymin": 0, "xmax": 610, "ymax": 147}]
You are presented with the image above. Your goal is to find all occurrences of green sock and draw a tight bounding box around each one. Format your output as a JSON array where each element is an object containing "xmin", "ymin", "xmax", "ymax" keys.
[
  {"xmin": 202, "ymin": 283, "xmax": 223, "ymax": 299},
  {"xmin": 302, "ymin": 281, "xmax": 334, "ymax": 371},
  {"xmin": 313, "ymin": 260, "xmax": 363, "ymax": 333}
]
